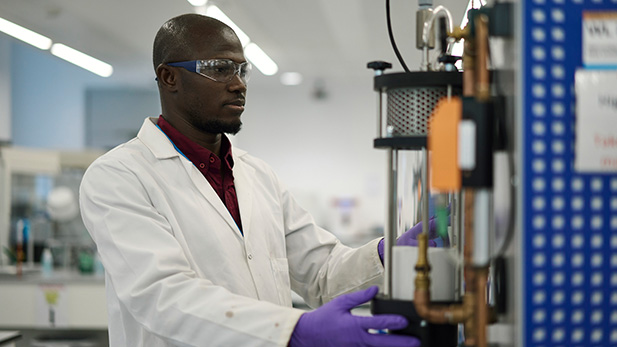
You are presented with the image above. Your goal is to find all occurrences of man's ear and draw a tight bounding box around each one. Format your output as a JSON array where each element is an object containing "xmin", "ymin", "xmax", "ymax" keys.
[{"xmin": 156, "ymin": 64, "xmax": 178, "ymax": 91}]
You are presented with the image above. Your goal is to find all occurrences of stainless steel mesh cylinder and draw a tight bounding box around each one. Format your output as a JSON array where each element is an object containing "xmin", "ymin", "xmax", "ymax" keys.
[{"xmin": 386, "ymin": 86, "xmax": 449, "ymax": 136}]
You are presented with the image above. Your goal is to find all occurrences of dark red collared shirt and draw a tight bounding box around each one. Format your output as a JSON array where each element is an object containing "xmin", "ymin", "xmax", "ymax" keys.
[{"xmin": 157, "ymin": 116, "xmax": 243, "ymax": 234}]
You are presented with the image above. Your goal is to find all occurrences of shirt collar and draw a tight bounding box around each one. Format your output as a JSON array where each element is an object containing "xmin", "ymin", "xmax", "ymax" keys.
[{"xmin": 156, "ymin": 115, "xmax": 235, "ymax": 171}]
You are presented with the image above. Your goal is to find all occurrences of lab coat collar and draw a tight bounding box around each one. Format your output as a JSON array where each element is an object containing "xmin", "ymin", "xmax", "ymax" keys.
[{"xmin": 138, "ymin": 117, "xmax": 180, "ymax": 159}]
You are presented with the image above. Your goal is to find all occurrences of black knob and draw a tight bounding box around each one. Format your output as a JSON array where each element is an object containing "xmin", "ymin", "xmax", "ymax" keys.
[
  {"xmin": 438, "ymin": 55, "xmax": 461, "ymax": 65},
  {"xmin": 367, "ymin": 61, "xmax": 392, "ymax": 72}
]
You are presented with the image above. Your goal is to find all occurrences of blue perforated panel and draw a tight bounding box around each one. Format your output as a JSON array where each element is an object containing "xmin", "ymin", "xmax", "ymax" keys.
[{"xmin": 523, "ymin": 0, "xmax": 617, "ymax": 345}]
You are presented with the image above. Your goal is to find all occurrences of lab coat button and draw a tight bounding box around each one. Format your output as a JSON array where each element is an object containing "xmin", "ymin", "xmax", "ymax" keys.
[{"xmin": 248, "ymin": 254, "xmax": 253, "ymax": 260}]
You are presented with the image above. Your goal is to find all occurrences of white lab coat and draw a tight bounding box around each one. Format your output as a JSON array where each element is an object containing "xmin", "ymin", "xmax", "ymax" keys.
[{"xmin": 79, "ymin": 117, "xmax": 384, "ymax": 347}]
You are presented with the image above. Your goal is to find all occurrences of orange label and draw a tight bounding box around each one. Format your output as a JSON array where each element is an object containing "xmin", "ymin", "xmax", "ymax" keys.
[{"xmin": 429, "ymin": 97, "xmax": 462, "ymax": 191}]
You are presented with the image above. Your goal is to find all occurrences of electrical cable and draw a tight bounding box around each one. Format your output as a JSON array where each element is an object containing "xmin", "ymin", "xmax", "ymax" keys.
[{"xmin": 386, "ymin": 0, "xmax": 410, "ymax": 72}]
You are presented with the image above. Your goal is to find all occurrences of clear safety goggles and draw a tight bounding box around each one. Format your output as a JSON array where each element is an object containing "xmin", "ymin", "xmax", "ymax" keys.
[{"xmin": 167, "ymin": 59, "xmax": 252, "ymax": 84}]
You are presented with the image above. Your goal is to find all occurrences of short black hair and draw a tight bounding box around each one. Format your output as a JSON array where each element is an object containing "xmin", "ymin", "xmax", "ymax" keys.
[{"xmin": 152, "ymin": 14, "xmax": 230, "ymax": 71}]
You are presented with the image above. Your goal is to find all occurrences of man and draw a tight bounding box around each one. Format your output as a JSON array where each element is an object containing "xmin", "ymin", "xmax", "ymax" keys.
[{"xmin": 80, "ymin": 13, "xmax": 422, "ymax": 346}]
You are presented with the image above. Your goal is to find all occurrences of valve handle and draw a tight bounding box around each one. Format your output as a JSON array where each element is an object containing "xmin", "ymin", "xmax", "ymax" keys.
[{"xmin": 367, "ymin": 61, "xmax": 392, "ymax": 72}]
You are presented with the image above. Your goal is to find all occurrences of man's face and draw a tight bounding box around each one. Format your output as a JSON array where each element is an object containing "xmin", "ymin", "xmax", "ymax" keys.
[{"xmin": 175, "ymin": 29, "xmax": 247, "ymax": 135}]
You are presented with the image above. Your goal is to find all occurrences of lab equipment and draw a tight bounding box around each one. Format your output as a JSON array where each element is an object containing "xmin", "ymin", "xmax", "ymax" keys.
[
  {"xmin": 368, "ymin": 1, "xmax": 463, "ymax": 341},
  {"xmin": 46, "ymin": 186, "xmax": 79, "ymax": 223},
  {"xmin": 367, "ymin": 0, "xmax": 521, "ymax": 345},
  {"xmin": 289, "ymin": 286, "xmax": 421, "ymax": 347},
  {"xmin": 390, "ymin": 247, "xmax": 457, "ymax": 302},
  {"xmin": 0, "ymin": 147, "xmax": 102, "ymax": 270}
]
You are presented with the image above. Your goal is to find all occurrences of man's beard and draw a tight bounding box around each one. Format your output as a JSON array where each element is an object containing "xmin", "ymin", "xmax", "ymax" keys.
[
  {"xmin": 185, "ymin": 98, "xmax": 244, "ymax": 135},
  {"xmin": 199, "ymin": 118, "xmax": 242, "ymax": 135},
  {"xmin": 187, "ymin": 111, "xmax": 243, "ymax": 135}
]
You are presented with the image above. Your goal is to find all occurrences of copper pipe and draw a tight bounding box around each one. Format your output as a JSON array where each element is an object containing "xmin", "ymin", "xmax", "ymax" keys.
[
  {"xmin": 463, "ymin": 292, "xmax": 476, "ymax": 346},
  {"xmin": 475, "ymin": 266, "xmax": 489, "ymax": 347},
  {"xmin": 473, "ymin": 13, "xmax": 491, "ymax": 347},
  {"xmin": 414, "ymin": 289, "xmax": 467, "ymax": 323},
  {"xmin": 412, "ymin": 16, "xmax": 495, "ymax": 344},
  {"xmin": 414, "ymin": 233, "xmax": 467, "ymax": 324},
  {"xmin": 463, "ymin": 190, "xmax": 476, "ymax": 289},
  {"xmin": 413, "ymin": 190, "xmax": 478, "ymax": 346},
  {"xmin": 475, "ymin": 14, "xmax": 490, "ymax": 102},
  {"xmin": 460, "ymin": 24, "xmax": 478, "ymax": 344},
  {"xmin": 463, "ymin": 38, "xmax": 475, "ymax": 97},
  {"xmin": 462, "ymin": 189, "xmax": 477, "ymax": 347}
]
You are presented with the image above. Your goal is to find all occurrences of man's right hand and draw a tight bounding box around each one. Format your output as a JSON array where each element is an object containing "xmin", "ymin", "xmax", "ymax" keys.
[{"xmin": 289, "ymin": 286, "xmax": 421, "ymax": 347}]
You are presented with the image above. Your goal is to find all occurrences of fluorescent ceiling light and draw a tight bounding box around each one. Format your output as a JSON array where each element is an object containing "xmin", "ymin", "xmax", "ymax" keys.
[
  {"xmin": 245, "ymin": 42, "xmax": 278, "ymax": 76},
  {"xmin": 205, "ymin": 5, "xmax": 250, "ymax": 47},
  {"xmin": 280, "ymin": 72, "xmax": 303, "ymax": 86},
  {"xmin": 51, "ymin": 43, "xmax": 113, "ymax": 77},
  {"xmin": 187, "ymin": 0, "xmax": 208, "ymax": 6},
  {"xmin": 0, "ymin": 17, "xmax": 52, "ymax": 50},
  {"xmin": 195, "ymin": 4, "xmax": 278, "ymax": 76}
]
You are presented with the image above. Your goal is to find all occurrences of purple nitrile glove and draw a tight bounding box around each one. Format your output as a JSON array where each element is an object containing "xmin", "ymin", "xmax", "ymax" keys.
[
  {"xmin": 377, "ymin": 219, "xmax": 439, "ymax": 264},
  {"xmin": 400, "ymin": 217, "xmax": 439, "ymax": 245},
  {"xmin": 289, "ymin": 286, "xmax": 421, "ymax": 347}
]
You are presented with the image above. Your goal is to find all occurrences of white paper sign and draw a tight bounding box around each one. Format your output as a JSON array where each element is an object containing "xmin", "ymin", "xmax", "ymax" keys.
[
  {"xmin": 583, "ymin": 11, "xmax": 617, "ymax": 68},
  {"xmin": 575, "ymin": 70, "xmax": 617, "ymax": 172}
]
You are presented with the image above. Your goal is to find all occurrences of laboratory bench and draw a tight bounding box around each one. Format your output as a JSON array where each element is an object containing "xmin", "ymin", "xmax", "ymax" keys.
[{"xmin": 0, "ymin": 268, "xmax": 108, "ymax": 346}]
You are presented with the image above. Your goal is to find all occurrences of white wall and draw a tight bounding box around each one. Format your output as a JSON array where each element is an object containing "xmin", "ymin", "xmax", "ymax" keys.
[
  {"xmin": 10, "ymin": 40, "xmax": 103, "ymax": 149},
  {"xmin": 85, "ymin": 89, "xmax": 160, "ymax": 150},
  {"xmin": 235, "ymin": 76, "xmax": 387, "ymax": 243}
]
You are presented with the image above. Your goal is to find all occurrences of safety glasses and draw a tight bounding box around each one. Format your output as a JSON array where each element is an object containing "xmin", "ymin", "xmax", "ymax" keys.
[{"xmin": 167, "ymin": 59, "xmax": 252, "ymax": 84}]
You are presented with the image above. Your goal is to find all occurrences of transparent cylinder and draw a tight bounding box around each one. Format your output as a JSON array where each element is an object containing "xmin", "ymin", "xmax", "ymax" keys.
[{"xmin": 397, "ymin": 150, "xmax": 425, "ymax": 234}]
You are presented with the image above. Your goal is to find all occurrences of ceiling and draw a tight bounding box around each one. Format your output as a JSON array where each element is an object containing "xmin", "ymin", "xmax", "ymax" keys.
[{"xmin": 0, "ymin": 0, "xmax": 469, "ymax": 89}]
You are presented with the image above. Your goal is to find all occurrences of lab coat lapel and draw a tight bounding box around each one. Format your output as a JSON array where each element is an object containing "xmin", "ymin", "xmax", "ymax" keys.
[
  {"xmin": 184, "ymin": 160, "xmax": 245, "ymax": 238},
  {"xmin": 140, "ymin": 118, "xmax": 244, "ymax": 238},
  {"xmin": 232, "ymin": 152, "xmax": 254, "ymax": 238}
]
